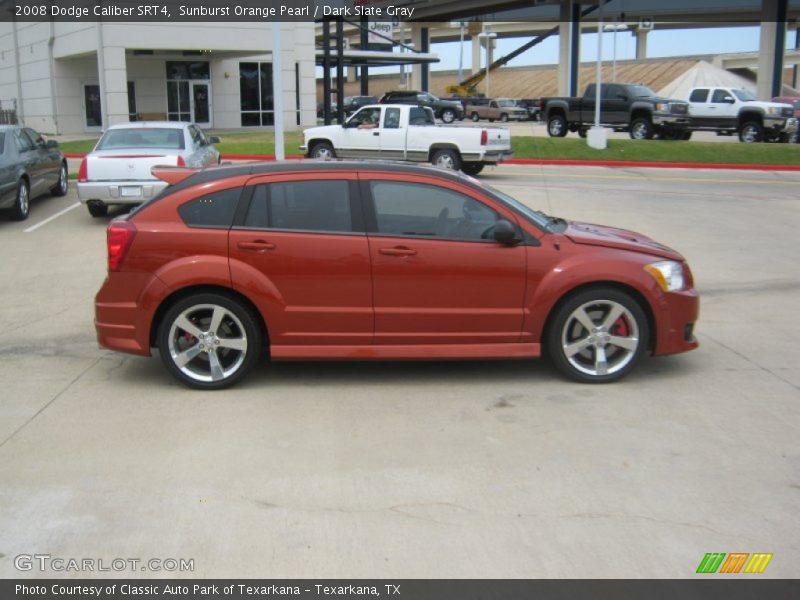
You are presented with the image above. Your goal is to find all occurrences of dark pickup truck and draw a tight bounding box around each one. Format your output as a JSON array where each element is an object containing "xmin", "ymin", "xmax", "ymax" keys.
[{"xmin": 541, "ymin": 83, "xmax": 691, "ymax": 140}]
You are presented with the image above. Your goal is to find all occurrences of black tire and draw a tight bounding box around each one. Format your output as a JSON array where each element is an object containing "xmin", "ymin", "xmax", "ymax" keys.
[
  {"xmin": 578, "ymin": 128, "xmax": 587, "ymax": 139},
  {"xmin": 629, "ymin": 117, "xmax": 654, "ymax": 140},
  {"xmin": 547, "ymin": 113, "xmax": 568, "ymax": 137},
  {"xmin": 157, "ymin": 292, "xmax": 262, "ymax": 390},
  {"xmin": 310, "ymin": 141, "xmax": 336, "ymax": 160},
  {"xmin": 431, "ymin": 148, "xmax": 461, "ymax": 171},
  {"xmin": 461, "ymin": 163, "xmax": 484, "ymax": 176},
  {"xmin": 471, "ymin": 112, "xmax": 480, "ymax": 122},
  {"xmin": 546, "ymin": 287, "xmax": 649, "ymax": 384},
  {"xmin": 50, "ymin": 162, "xmax": 68, "ymax": 196},
  {"xmin": 87, "ymin": 201, "xmax": 108, "ymax": 218},
  {"xmin": 440, "ymin": 109, "xmax": 456, "ymax": 124},
  {"xmin": 738, "ymin": 121, "xmax": 763, "ymax": 143},
  {"xmin": 10, "ymin": 179, "xmax": 30, "ymax": 221},
  {"xmin": 658, "ymin": 129, "xmax": 681, "ymax": 141},
  {"xmin": 680, "ymin": 131, "xmax": 693, "ymax": 141},
  {"xmin": 777, "ymin": 132, "xmax": 791, "ymax": 144},
  {"xmin": 500, "ymin": 113, "xmax": 509, "ymax": 122}
]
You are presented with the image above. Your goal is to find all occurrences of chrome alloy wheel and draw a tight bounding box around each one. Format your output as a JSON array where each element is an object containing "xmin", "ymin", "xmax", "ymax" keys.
[
  {"xmin": 434, "ymin": 153, "xmax": 456, "ymax": 170},
  {"xmin": 560, "ymin": 299, "xmax": 640, "ymax": 377},
  {"xmin": 18, "ymin": 181, "xmax": 29, "ymax": 215},
  {"xmin": 58, "ymin": 165, "xmax": 68, "ymax": 194},
  {"xmin": 313, "ymin": 146, "xmax": 334, "ymax": 159},
  {"xmin": 167, "ymin": 304, "xmax": 248, "ymax": 384}
]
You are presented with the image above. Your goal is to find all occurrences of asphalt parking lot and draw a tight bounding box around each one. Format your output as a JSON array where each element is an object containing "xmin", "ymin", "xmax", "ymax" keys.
[{"xmin": 0, "ymin": 164, "xmax": 798, "ymax": 579}]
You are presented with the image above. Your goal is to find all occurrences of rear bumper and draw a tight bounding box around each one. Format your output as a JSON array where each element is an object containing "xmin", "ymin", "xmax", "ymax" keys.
[
  {"xmin": 78, "ymin": 180, "xmax": 167, "ymax": 205},
  {"xmin": 653, "ymin": 288, "xmax": 700, "ymax": 356},
  {"xmin": 95, "ymin": 271, "xmax": 167, "ymax": 356},
  {"xmin": 465, "ymin": 150, "xmax": 514, "ymax": 165}
]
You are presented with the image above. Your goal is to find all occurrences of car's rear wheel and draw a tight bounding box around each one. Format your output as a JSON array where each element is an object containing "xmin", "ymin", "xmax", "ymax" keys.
[
  {"xmin": 311, "ymin": 142, "xmax": 336, "ymax": 160},
  {"xmin": 440, "ymin": 109, "xmax": 456, "ymax": 123},
  {"xmin": 10, "ymin": 179, "xmax": 30, "ymax": 221},
  {"xmin": 157, "ymin": 293, "xmax": 262, "ymax": 390},
  {"xmin": 431, "ymin": 148, "xmax": 461, "ymax": 171},
  {"xmin": 547, "ymin": 287, "xmax": 649, "ymax": 383},
  {"xmin": 51, "ymin": 163, "xmax": 68, "ymax": 196},
  {"xmin": 471, "ymin": 112, "xmax": 480, "ymax": 122},
  {"xmin": 547, "ymin": 114, "xmax": 568, "ymax": 137},
  {"xmin": 87, "ymin": 201, "xmax": 108, "ymax": 218},
  {"xmin": 500, "ymin": 113, "xmax": 509, "ymax": 122}
]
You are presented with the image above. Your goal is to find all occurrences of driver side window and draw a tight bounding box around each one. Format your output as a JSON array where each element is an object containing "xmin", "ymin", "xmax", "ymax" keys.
[{"xmin": 369, "ymin": 181, "xmax": 499, "ymax": 242}]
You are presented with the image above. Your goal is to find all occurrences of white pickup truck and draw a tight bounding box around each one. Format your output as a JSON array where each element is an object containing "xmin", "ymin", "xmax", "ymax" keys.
[
  {"xmin": 301, "ymin": 104, "xmax": 512, "ymax": 176},
  {"xmin": 686, "ymin": 87, "xmax": 797, "ymax": 143}
]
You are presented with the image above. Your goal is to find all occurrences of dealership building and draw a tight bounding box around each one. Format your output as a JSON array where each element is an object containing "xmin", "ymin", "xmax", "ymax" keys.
[{"xmin": 0, "ymin": 21, "xmax": 317, "ymax": 134}]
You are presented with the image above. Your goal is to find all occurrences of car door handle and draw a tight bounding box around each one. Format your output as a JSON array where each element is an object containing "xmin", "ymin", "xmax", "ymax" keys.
[
  {"xmin": 372, "ymin": 131, "xmax": 380, "ymax": 136},
  {"xmin": 379, "ymin": 247, "xmax": 417, "ymax": 257},
  {"xmin": 237, "ymin": 240, "xmax": 276, "ymax": 252}
]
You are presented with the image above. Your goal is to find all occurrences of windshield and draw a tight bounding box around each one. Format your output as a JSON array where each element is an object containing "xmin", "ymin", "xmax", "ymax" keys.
[
  {"xmin": 733, "ymin": 89, "xmax": 757, "ymax": 102},
  {"xmin": 96, "ymin": 128, "xmax": 185, "ymax": 150},
  {"xmin": 497, "ymin": 100, "xmax": 516, "ymax": 107},
  {"xmin": 480, "ymin": 183, "xmax": 554, "ymax": 231},
  {"xmin": 627, "ymin": 85, "xmax": 657, "ymax": 98}
]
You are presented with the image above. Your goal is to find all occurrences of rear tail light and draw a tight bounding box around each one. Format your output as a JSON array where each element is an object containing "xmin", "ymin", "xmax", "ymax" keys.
[
  {"xmin": 176, "ymin": 155, "xmax": 186, "ymax": 167},
  {"xmin": 480, "ymin": 129, "xmax": 488, "ymax": 145},
  {"xmin": 107, "ymin": 220, "xmax": 137, "ymax": 271},
  {"xmin": 78, "ymin": 158, "xmax": 88, "ymax": 182}
]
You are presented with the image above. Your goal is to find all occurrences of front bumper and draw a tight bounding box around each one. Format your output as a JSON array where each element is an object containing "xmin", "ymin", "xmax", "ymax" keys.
[
  {"xmin": 653, "ymin": 288, "xmax": 700, "ymax": 357},
  {"xmin": 78, "ymin": 180, "xmax": 168, "ymax": 205},
  {"xmin": 653, "ymin": 114, "xmax": 691, "ymax": 127},
  {"xmin": 764, "ymin": 116, "xmax": 798, "ymax": 133}
]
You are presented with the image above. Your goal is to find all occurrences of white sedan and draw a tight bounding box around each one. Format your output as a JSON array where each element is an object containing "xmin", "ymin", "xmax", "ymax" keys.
[{"xmin": 77, "ymin": 121, "xmax": 220, "ymax": 217}]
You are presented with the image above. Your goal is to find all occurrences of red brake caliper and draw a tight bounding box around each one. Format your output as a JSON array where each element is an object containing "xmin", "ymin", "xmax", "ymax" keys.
[{"xmin": 611, "ymin": 317, "xmax": 629, "ymax": 337}]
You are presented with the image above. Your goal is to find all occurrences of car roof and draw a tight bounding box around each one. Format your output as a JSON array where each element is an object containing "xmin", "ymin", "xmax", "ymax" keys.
[
  {"xmin": 155, "ymin": 160, "xmax": 477, "ymax": 199},
  {"xmin": 105, "ymin": 121, "xmax": 189, "ymax": 130}
]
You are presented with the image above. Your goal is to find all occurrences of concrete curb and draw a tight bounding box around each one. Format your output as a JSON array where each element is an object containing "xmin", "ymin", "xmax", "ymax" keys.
[{"xmin": 62, "ymin": 152, "xmax": 800, "ymax": 172}]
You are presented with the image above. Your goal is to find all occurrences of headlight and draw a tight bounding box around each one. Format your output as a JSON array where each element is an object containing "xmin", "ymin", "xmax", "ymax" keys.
[
  {"xmin": 644, "ymin": 260, "xmax": 685, "ymax": 292},
  {"xmin": 655, "ymin": 102, "xmax": 669, "ymax": 112},
  {"xmin": 767, "ymin": 106, "xmax": 779, "ymax": 116}
]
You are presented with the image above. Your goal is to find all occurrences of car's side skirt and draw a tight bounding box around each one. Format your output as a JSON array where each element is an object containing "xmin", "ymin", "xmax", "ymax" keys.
[{"xmin": 270, "ymin": 342, "xmax": 540, "ymax": 360}]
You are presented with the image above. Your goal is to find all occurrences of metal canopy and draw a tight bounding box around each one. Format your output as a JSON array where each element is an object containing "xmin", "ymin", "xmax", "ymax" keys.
[{"xmin": 314, "ymin": 49, "xmax": 439, "ymax": 67}]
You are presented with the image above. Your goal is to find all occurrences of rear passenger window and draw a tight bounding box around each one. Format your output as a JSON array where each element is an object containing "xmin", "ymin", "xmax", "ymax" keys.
[
  {"xmin": 178, "ymin": 188, "xmax": 241, "ymax": 228},
  {"xmin": 689, "ymin": 89, "xmax": 709, "ymax": 103},
  {"xmin": 244, "ymin": 180, "xmax": 352, "ymax": 233}
]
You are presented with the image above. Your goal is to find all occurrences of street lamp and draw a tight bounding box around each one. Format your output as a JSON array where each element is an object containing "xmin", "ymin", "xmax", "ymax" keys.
[
  {"xmin": 603, "ymin": 22, "xmax": 629, "ymax": 82},
  {"xmin": 477, "ymin": 30, "xmax": 497, "ymax": 97}
]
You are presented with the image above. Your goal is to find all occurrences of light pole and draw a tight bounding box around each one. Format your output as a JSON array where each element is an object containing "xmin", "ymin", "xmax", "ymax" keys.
[
  {"xmin": 603, "ymin": 22, "xmax": 629, "ymax": 82},
  {"xmin": 478, "ymin": 29, "xmax": 497, "ymax": 97}
]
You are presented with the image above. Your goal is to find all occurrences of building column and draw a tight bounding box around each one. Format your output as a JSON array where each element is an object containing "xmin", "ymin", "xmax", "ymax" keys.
[
  {"xmin": 97, "ymin": 40, "xmax": 129, "ymax": 127},
  {"xmin": 557, "ymin": 0, "xmax": 574, "ymax": 96},
  {"xmin": 635, "ymin": 28, "xmax": 648, "ymax": 60},
  {"xmin": 757, "ymin": 0, "xmax": 787, "ymax": 99},
  {"xmin": 410, "ymin": 24, "xmax": 423, "ymax": 91},
  {"xmin": 471, "ymin": 32, "xmax": 481, "ymax": 77}
]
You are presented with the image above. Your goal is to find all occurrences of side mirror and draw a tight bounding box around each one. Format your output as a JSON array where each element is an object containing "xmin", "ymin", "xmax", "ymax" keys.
[
  {"xmin": 207, "ymin": 136, "xmax": 221, "ymax": 144},
  {"xmin": 45, "ymin": 139, "xmax": 59, "ymax": 149},
  {"xmin": 493, "ymin": 219, "xmax": 520, "ymax": 245},
  {"xmin": 723, "ymin": 96, "xmax": 735, "ymax": 103}
]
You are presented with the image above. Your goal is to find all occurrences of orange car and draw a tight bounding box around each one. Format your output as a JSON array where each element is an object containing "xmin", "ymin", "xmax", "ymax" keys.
[{"xmin": 95, "ymin": 162, "xmax": 699, "ymax": 389}]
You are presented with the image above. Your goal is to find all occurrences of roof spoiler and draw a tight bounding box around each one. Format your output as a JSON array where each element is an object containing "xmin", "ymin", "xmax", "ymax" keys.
[{"xmin": 151, "ymin": 165, "xmax": 199, "ymax": 186}]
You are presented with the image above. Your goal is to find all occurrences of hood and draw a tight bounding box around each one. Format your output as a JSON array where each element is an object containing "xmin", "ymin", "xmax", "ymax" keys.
[
  {"xmin": 565, "ymin": 221, "xmax": 684, "ymax": 261},
  {"xmin": 304, "ymin": 124, "xmax": 342, "ymax": 138}
]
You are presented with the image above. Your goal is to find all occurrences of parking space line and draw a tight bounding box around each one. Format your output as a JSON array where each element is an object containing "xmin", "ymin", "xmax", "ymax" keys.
[{"xmin": 23, "ymin": 202, "xmax": 81, "ymax": 233}]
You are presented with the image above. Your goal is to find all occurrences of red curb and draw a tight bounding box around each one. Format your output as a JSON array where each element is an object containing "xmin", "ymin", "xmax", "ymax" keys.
[{"xmin": 62, "ymin": 152, "xmax": 800, "ymax": 172}]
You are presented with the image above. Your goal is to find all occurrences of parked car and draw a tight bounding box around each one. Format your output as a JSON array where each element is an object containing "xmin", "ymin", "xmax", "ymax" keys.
[
  {"xmin": 342, "ymin": 95, "xmax": 378, "ymax": 116},
  {"xmin": 379, "ymin": 90, "xmax": 464, "ymax": 123},
  {"xmin": 0, "ymin": 125, "xmax": 68, "ymax": 221},
  {"xmin": 77, "ymin": 122, "xmax": 220, "ymax": 217},
  {"xmin": 466, "ymin": 98, "xmax": 529, "ymax": 122},
  {"xmin": 771, "ymin": 95, "xmax": 800, "ymax": 142},
  {"xmin": 541, "ymin": 83, "xmax": 691, "ymax": 140},
  {"xmin": 686, "ymin": 87, "xmax": 797, "ymax": 143},
  {"xmin": 515, "ymin": 98, "xmax": 541, "ymax": 121},
  {"xmin": 94, "ymin": 161, "xmax": 699, "ymax": 390},
  {"xmin": 302, "ymin": 104, "xmax": 512, "ymax": 175}
]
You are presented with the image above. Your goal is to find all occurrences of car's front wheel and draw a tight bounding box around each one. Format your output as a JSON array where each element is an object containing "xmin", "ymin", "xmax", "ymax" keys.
[
  {"xmin": 157, "ymin": 293, "xmax": 262, "ymax": 390},
  {"xmin": 310, "ymin": 141, "xmax": 336, "ymax": 160},
  {"xmin": 739, "ymin": 121, "xmax": 763, "ymax": 143},
  {"xmin": 546, "ymin": 287, "xmax": 649, "ymax": 383},
  {"xmin": 51, "ymin": 162, "xmax": 68, "ymax": 196},
  {"xmin": 10, "ymin": 179, "xmax": 30, "ymax": 221},
  {"xmin": 629, "ymin": 117, "xmax": 654, "ymax": 140},
  {"xmin": 440, "ymin": 109, "xmax": 456, "ymax": 123}
]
